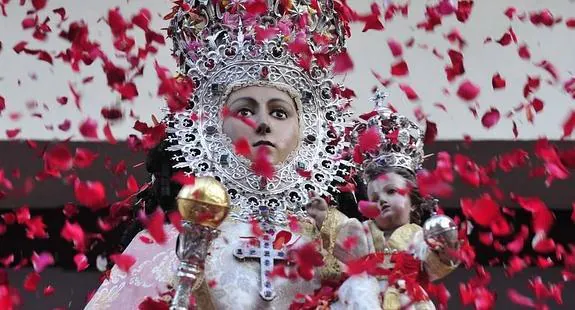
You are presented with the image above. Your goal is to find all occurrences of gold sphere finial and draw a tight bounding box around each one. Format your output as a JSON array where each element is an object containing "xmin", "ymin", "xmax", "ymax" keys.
[{"xmin": 176, "ymin": 176, "xmax": 230, "ymax": 228}]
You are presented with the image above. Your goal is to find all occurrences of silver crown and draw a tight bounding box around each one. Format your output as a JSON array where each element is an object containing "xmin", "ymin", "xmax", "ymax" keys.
[
  {"xmin": 350, "ymin": 88, "xmax": 425, "ymax": 174},
  {"xmin": 163, "ymin": 0, "xmax": 353, "ymax": 225}
]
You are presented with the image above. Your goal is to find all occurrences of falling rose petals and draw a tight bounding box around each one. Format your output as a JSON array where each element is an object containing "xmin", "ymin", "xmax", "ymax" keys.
[
  {"xmin": 567, "ymin": 18, "xmax": 575, "ymax": 28},
  {"xmin": 561, "ymin": 110, "xmax": 575, "ymax": 138},
  {"xmin": 142, "ymin": 208, "xmax": 167, "ymax": 244},
  {"xmin": 399, "ymin": 84, "xmax": 419, "ymax": 101},
  {"xmin": 100, "ymin": 106, "xmax": 124, "ymax": 121},
  {"xmin": 0, "ymin": 96, "xmax": 5, "ymax": 114},
  {"xmin": 23, "ymin": 272, "xmax": 41, "ymax": 292},
  {"xmin": 481, "ymin": 108, "xmax": 500, "ymax": 129},
  {"xmin": 57, "ymin": 119, "xmax": 71, "ymax": 131},
  {"xmin": 74, "ymin": 179, "xmax": 106, "ymax": 210},
  {"xmin": 536, "ymin": 60, "xmax": 559, "ymax": 82},
  {"xmin": 73, "ymin": 148, "xmax": 98, "ymax": 169},
  {"xmin": 492, "ymin": 73, "xmax": 506, "ymax": 89},
  {"xmin": 517, "ymin": 44, "xmax": 531, "ymax": 60},
  {"xmin": 390, "ymin": 59, "xmax": 409, "ymax": 76},
  {"xmin": 52, "ymin": 7, "xmax": 67, "ymax": 21},
  {"xmin": 25, "ymin": 216, "xmax": 48, "ymax": 239},
  {"xmin": 233, "ymin": 137, "xmax": 251, "ymax": 157},
  {"xmin": 73, "ymin": 253, "xmax": 89, "ymax": 272},
  {"xmin": 171, "ymin": 171, "xmax": 196, "ymax": 185},
  {"xmin": 103, "ymin": 123, "xmax": 117, "ymax": 144},
  {"xmin": 110, "ymin": 254, "xmax": 136, "ymax": 273},
  {"xmin": 61, "ymin": 221, "xmax": 86, "ymax": 251},
  {"xmin": 387, "ymin": 39, "xmax": 403, "ymax": 57},
  {"xmin": 44, "ymin": 144, "xmax": 73, "ymax": 171},
  {"xmin": 6, "ymin": 129, "xmax": 21, "ymax": 139},
  {"xmin": 168, "ymin": 211, "xmax": 183, "ymax": 233},
  {"xmin": 251, "ymin": 146, "xmax": 275, "ymax": 179},
  {"xmin": 507, "ymin": 289, "xmax": 535, "ymax": 307},
  {"xmin": 79, "ymin": 118, "xmax": 99, "ymax": 139},
  {"xmin": 457, "ymin": 80, "xmax": 480, "ymax": 101},
  {"xmin": 31, "ymin": 0, "xmax": 47, "ymax": 11},
  {"xmin": 358, "ymin": 200, "xmax": 381, "ymax": 218},
  {"xmin": 333, "ymin": 51, "xmax": 354, "ymax": 74},
  {"xmin": 357, "ymin": 127, "xmax": 381, "ymax": 152},
  {"xmin": 31, "ymin": 252, "xmax": 54, "ymax": 273}
]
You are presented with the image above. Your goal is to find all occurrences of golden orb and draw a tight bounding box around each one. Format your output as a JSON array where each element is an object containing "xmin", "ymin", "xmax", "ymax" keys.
[{"xmin": 176, "ymin": 176, "xmax": 230, "ymax": 228}]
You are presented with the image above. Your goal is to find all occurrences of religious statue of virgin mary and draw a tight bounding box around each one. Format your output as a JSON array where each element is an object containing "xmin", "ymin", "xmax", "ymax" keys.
[{"xmin": 85, "ymin": 0, "xmax": 359, "ymax": 309}]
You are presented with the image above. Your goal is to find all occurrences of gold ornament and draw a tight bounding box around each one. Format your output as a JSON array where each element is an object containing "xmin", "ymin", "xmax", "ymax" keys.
[
  {"xmin": 383, "ymin": 286, "xmax": 401, "ymax": 310},
  {"xmin": 176, "ymin": 176, "xmax": 230, "ymax": 228}
]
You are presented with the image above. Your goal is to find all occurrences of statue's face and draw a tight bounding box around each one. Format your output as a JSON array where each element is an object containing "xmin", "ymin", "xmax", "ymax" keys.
[
  {"xmin": 222, "ymin": 86, "xmax": 300, "ymax": 164},
  {"xmin": 367, "ymin": 171, "xmax": 412, "ymax": 231}
]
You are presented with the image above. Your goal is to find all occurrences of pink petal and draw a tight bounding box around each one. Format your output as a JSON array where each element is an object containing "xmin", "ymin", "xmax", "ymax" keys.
[
  {"xmin": 74, "ymin": 253, "xmax": 89, "ymax": 272},
  {"xmin": 358, "ymin": 200, "xmax": 381, "ymax": 219},
  {"xmin": 457, "ymin": 80, "xmax": 480, "ymax": 101},
  {"xmin": 31, "ymin": 251, "xmax": 54, "ymax": 273},
  {"xmin": 79, "ymin": 118, "xmax": 99, "ymax": 139},
  {"xmin": 387, "ymin": 39, "xmax": 403, "ymax": 57},
  {"xmin": 481, "ymin": 108, "xmax": 500, "ymax": 129},
  {"xmin": 390, "ymin": 59, "xmax": 409, "ymax": 76}
]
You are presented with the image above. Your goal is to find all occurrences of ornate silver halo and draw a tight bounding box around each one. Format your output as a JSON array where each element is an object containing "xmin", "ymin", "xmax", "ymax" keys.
[{"xmin": 164, "ymin": 1, "xmax": 353, "ymax": 226}]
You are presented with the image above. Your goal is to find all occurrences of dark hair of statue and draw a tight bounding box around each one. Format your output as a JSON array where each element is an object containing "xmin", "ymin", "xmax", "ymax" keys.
[{"xmin": 363, "ymin": 165, "xmax": 432, "ymax": 226}]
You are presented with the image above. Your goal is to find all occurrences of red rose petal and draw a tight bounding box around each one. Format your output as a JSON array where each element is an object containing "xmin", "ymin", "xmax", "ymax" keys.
[
  {"xmin": 74, "ymin": 179, "xmax": 106, "ymax": 210},
  {"xmin": 507, "ymin": 289, "xmax": 535, "ymax": 307},
  {"xmin": 0, "ymin": 96, "xmax": 5, "ymax": 114},
  {"xmin": 566, "ymin": 18, "xmax": 575, "ymax": 28},
  {"xmin": 357, "ymin": 126, "xmax": 381, "ymax": 153},
  {"xmin": 103, "ymin": 123, "xmax": 118, "ymax": 144},
  {"xmin": 61, "ymin": 221, "xmax": 86, "ymax": 251},
  {"xmin": 517, "ymin": 44, "xmax": 531, "ymax": 60},
  {"xmin": 110, "ymin": 253, "xmax": 136, "ymax": 273},
  {"xmin": 233, "ymin": 137, "xmax": 251, "ymax": 157},
  {"xmin": 23, "ymin": 272, "xmax": 41, "ymax": 292},
  {"xmin": 399, "ymin": 84, "xmax": 419, "ymax": 101},
  {"xmin": 79, "ymin": 118, "xmax": 98, "ymax": 139},
  {"xmin": 387, "ymin": 39, "xmax": 403, "ymax": 57},
  {"xmin": 333, "ymin": 51, "xmax": 354, "ymax": 74},
  {"xmin": 358, "ymin": 200, "xmax": 381, "ymax": 219},
  {"xmin": 561, "ymin": 110, "xmax": 575, "ymax": 138},
  {"xmin": 142, "ymin": 208, "xmax": 167, "ymax": 245},
  {"xmin": 6, "ymin": 129, "xmax": 20, "ymax": 139},
  {"xmin": 31, "ymin": 252, "xmax": 54, "ymax": 273},
  {"xmin": 492, "ymin": 73, "xmax": 506, "ymax": 89},
  {"xmin": 25, "ymin": 216, "xmax": 48, "ymax": 239},
  {"xmin": 251, "ymin": 146, "xmax": 275, "ymax": 179},
  {"xmin": 73, "ymin": 253, "xmax": 89, "ymax": 272},
  {"xmin": 73, "ymin": 148, "xmax": 99, "ymax": 169},
  {"xmin": 171, "ymin": 171, "xmax": 196, "ymax": 185},
  {"xmin": 44, "ymin": 143, "xmax": 74, "ymax": 171},
  {"xmin": 481, "ymin": 108, "xmax": 500, "ymax": 129},
  {"xmin": 390, "ymin": 59, "xmax": 409, "ymax": 76},
  {"xmin": 457, "ymin": 80, "xmax": 480, "ymax": 101}
]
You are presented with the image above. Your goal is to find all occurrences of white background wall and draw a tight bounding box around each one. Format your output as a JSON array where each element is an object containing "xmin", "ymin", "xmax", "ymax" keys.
[{"xmin": 0, "ymin": 0, "xmax": 574, "ymax": 141}]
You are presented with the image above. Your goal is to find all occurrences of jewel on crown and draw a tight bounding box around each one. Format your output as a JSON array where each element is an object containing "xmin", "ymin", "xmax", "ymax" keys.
[{"xmin": 353, "ymin": 88, "xmax": 425, "ymax": 174}]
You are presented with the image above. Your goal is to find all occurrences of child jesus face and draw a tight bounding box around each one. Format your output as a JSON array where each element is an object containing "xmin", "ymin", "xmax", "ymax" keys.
[{"xmin": 366, "ymin": 171, "xmax": 412, "ymax": 231}]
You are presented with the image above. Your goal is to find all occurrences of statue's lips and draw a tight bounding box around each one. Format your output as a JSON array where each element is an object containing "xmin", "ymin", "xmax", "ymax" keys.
[{"xmin": 252, "ymin": 140, "xmax": 275, "ymax": 148}]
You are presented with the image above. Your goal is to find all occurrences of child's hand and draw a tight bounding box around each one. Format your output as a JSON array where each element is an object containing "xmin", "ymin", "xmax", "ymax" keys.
[{"xmin": 305, "ymin": 191, "xmax": 328, "ymax": 230}]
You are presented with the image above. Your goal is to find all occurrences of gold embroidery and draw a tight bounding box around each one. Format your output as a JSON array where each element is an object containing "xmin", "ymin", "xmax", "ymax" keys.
[
  {"xmin": 317, "ymin": 208, "xmax": 348, "ymax": 281},
  {"xmin": 382, "ymin": 286, "xmax": 401, "ymax": 310},
  {"xmin": 387, "ymin": 223, "xmax": 422, "ymax": 251}
]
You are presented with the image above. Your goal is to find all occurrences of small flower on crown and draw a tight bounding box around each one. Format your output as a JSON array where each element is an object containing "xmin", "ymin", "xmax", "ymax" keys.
[{"xmin": 351, "ymin": 88, "xmax": 425, "ymax": 174}]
